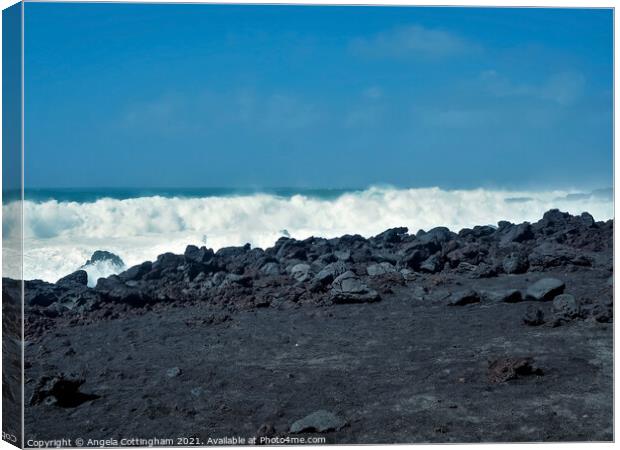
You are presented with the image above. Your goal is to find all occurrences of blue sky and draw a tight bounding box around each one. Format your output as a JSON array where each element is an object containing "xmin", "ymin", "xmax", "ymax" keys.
[{"xmin": 24, "ymin": 4, "xmax": 612, "ymax": 189}]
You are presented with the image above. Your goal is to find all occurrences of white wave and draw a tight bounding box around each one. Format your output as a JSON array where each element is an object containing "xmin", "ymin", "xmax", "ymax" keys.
[
  {"xmin": 1, "ymin": 186, "xmax": 613, "ymax": 285},
  {"xmin": 81, "ymin": 260, "xmax": 126, "ymax": 287}
]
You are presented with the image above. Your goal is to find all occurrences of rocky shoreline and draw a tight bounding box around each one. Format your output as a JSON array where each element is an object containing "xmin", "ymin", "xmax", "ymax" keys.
[{"xmin": 5, "ymin": 209, "xmax": 614, "ymax": 443}]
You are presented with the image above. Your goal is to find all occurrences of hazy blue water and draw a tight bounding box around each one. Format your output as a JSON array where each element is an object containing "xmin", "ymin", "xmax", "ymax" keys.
[
  {"xmin": 2, "ymin": 186, "xmax": 612, "ymax": 204},
  {"xmin": 12, "ymin": 187, "xmax": 362, "ymax": 203}
]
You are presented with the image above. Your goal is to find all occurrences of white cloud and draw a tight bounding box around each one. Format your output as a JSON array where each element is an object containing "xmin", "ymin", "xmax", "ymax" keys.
[
  {"xmin": 350, "ymin": 24, "xmax": 479, "ymax": 59},
  {"xmin": 481, "ymin": 70, "xmax": 586, "ymax": 106}
]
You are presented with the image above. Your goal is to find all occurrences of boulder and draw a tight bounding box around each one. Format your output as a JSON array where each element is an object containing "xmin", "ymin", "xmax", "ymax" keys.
[
  {"xmin": 419, "ymin": 226, "xmax": 454, "ymax": 245},
  {"xmin": 29, "ymin": 373, "xmax": 99, "ymax": 407},
  {"xmin": 446, "ymin": 244, "xmax": 484, "ymax": 268},
  {"xmin": 290, "ymin": 410, "xmax": 347, "ymax": 433},
  {"xmin": 398, "ymin": 230, "xmax": 450, "ymax": 270},
  {"xmin": 83, "ymin": 250, "xmax": 124, "ymax": 268},
  {"xmin": 119, "ymin": 261, "xmax": 153, "ymax": 282},
  {"xmin": 223, "ymin": 247, "xmax": 264, "ymax": 275},
  {"xmin": 275, "ymin": 240, "xmax": 307, "ymax": 261},
  {"xmin": 580, "ymin": 212, "xmax": 595, "ymax": 227},
  {"xmin": 153, "ymin": 252, "xmax": 183, "ymax": 270},
  {"xmin": 259, "ymin": 262, "xmax": 281, "ymax": 277},
  {"xmin": 497, "ymin": 220, "xmax": 512, "ymax": 230},
  {"xmin": 315, "ymin": 261, "xmax": 348, "ymax": 285},
  {"xmin": 366, "ymin": 262, "xmax": 397, "ymax": 277},
  {"xmin": 25, "ymin": 281, "xmax": 60, "ymax": 307},
  {"xmin": 372, "ymin": 227, "xmax": 408, "ymax": 244},
  {"xmin": 502, "ymin": 253, "xmax": 529, "ymax": 274},
  {"xmin": 316, "ymin": 253, "xmax": 337, "ymax": 265},
  {"xmin": 291, "ymin": 264, "xmax": 312, "ymax": 283},
  {"xmin": 448, "ymin": 290, "xmax": 480, "ymax": 306},
  {"xmin": 487, "ymin": 357, "xmax": 542, "ymax": 383},
  {"xmin": 216, "ymin": 243, "xmax": 251, "ymax": 259},
  {"xmin": 553, "ymin": 294, "xmax": 580, "ymax": 320},
  {"xmin": 334, "ymin": 250, "xmax": 351, "ymax": 261},
  {"xmin": 419, "ymin": 254, "xmax": 443, "ymax": 273},
  {"xmin": 528, "ymin": 243, "xmax": 591, "ymax": 269},
  {"xmin": 184, "ymin": 245, "xmax": 215, "ymax": 264},
  {"xmin": 56, "ymin": 270, "xmax": 88, "ymax": 287},
  {"xmin": 522, "ymin": 305, "xmax": 545, "ymax": 326},
  {"xmin": 483, "ymin": 289, "xmax": 522, "ymax": 303},
  {"xmin": 525, "ymin": 278, "xmax": 565, "ymax": 301},
  {"xmin": 499, "ymin": 223, "xmax": 533, "ymax": 246},
  {"xmin": 538, "ymin": 209, "xmax": 571, "ymax": 228},
  {"xmin": 398, "ymin": 248, "xmax": 428, "ymax": 270},
  {"xmin": 470, "ymin": 263, "xmax": 498, "ymax": 279},
  {"xmin": 454, "ymin": 262, "xmax": 477, "ymax": 275},
  {"xmin": 590, "ymin": 301, "xmax": 613, "ymax": 323},
  {"xmin": 95, "ymin": 276, "xmax": 152, "ymax": 307},
  {"xmin": 221, "ymin": 273, "xmax": 252, "ymax": 288},
  {"xmin": 471, "ymin": 225, "xmax": 496, "ymax": 237},
  {"xmin": 330, "ymin": 271, "xmax": 380, "ymax": 304}
]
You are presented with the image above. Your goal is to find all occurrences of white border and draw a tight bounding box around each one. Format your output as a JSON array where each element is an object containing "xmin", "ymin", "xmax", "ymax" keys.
[{"xmin": 0, "ymin": 1, "xmax": 616, "ymax": 450}]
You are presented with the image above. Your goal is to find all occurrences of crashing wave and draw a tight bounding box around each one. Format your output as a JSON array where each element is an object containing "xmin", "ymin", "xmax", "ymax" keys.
[
  {"xmin": 80, "ymin": 251, "xmax": 126, "ymax": 287},
  {"xmin": 1, "ymin": 186, "xmax": 613, "ymax": 283}
]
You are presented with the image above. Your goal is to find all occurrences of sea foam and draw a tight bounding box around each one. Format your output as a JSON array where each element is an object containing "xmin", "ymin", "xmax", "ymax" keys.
[{"xmin": 2, "ymin": 186, "xmax": 613, "ymax": 286}]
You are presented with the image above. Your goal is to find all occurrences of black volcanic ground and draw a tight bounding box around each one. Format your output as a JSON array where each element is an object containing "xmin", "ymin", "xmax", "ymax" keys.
[{"xmin": 4, "ymin": 209, "xmax": 613, "ymax": 445}]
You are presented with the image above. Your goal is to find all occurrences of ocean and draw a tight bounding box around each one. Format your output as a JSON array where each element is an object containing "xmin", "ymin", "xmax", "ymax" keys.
[{"xmin": 2, "ymin": 186, "xmax": 614, "ymax": 286}]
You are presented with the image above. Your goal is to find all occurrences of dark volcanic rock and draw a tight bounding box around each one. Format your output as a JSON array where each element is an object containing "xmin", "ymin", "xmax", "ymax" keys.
[
  {"xmin": 445, "ymin": 244, "xmax": 485, "ymax": 269},
  {"xmin": 334, "ymin": 250, "xmax": 351, "ymax": 262},
  {"xmin": 29, "ymin": 374, "xmax": 99, "ymax": 407},
  {"xmin": 470, "ymin": 263, "xmax": 498, "ymax": 279},
  {"xmin": 502, "ymin": 253, "xmax": 529, "ymax": 274},
  {"xmin": 18, "ymin": 209, "xmax": 613, "ymax": 443},
  {"xmin": 119, "ymin": 261, "xmax": 153, "ymax": 282},
  {"xmin": 153, "ymin": 252, "xmax": 183, "ymax": 271},
  {"xmin": 56, "ymin": 270, "xmax": 88, "ymax": 287},
  {"xmin": 291, "ymin": 264, "xmax": 312, "ymax": 282},
  {"xmin": 330, "ymin": 271, "xmax": 380, "ymax": 304},
  {"xmin": 184, "ymin": 245, "xmax": 215, "ymax": 264},
  {"xmin": 522, "ymin": 305, "xmax": 545, "ymax": 326},
  {"xmin": 487, "ymin": 357, "xmax": 542, "ymax": 383},
  {"xmin": 525, "ymin": 278, "xmax": 565, "ymax": 301},
  {"xmin": 95, "ymin": 276, "xmax": 152, "ymax": 307},
  {"xmin": 366, "ymin": 262, "xmax": 397, "ymax": 277},
  {"xmin": 259, "ymin": 262, "xmax": 282, "ymax": 277},
  {"xmin": 27, "ymin": 282, "xmax": 60, "ymax": 307},
  {"xmin": 483, "ymin": 289, "xmax": 522, "ymax": 303},
  {"xmin": 529, "ymin": 243, "xmax": 591, "ymax": 269},
  {"xmin": 372, "ymin": 227, "xmax": 409, "ymax": 244},
  {"xmin": 552, "ymin": 294, "xmax": 581, "ymax": 320},
  {"xmin": 499, "ymin": 223, "xmax": 534, "ymax": 246},
  {"xmin": 448, "ymin": 290, "xmax": 480, "ymax": 306},
  {"xmin": 590, "ymin": 302, "xmax": 613, "ymax": 323},
  {"xmin": 83, "ymin": 250, "xmax": 124, "ymax": 268},
  {"xmin": 316, "ymin": 261, "xmax": 349, "ymax": 285},
  {"xmin": 420, "ymin": 254, "xmax": 443, "ymax": 274}
]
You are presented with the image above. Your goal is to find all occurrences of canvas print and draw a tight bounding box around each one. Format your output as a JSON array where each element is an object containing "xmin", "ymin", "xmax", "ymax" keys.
[{"xmin": 2, "ymin": 3, "xmax": 614, "ymax": 446}]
